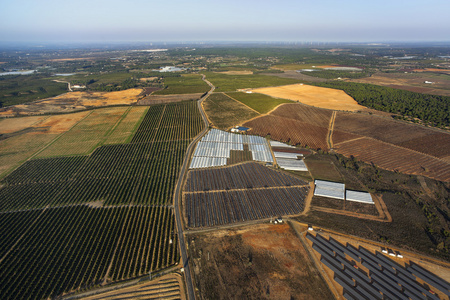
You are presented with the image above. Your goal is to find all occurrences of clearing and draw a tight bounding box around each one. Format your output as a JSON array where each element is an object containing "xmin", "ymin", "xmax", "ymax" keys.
[
  {"xmin": 188, "ymin": 223, "xmax": 333, "ymax": 300},
  {"xmin": 251, "ymin": 84, "xmax": 366, "ymax": 111}
]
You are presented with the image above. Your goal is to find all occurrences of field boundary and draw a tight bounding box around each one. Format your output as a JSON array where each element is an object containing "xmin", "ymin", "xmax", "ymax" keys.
[
  {"xmin": 327, "ymin": 111, "xmax": 336, "ymax": 149},
  {"xmin": 224, "ymin": 92, "xmax": 261, "ymax": 114}
]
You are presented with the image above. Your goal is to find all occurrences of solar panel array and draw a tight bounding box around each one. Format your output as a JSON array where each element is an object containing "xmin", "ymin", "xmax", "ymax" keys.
[
  {"xmin": 307, "ymin": 233, "xmax": 449, "ymax": 300},
  {"xmin": 314, "ymin": 180, "xmax": 345, "ymax": 200},
  {"xmin": 190, "ymin": 129, "xmax": 273, "ymax": 169}
]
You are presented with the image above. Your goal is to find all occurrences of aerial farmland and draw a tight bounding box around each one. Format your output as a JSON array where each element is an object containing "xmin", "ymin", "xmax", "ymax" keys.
[{"xmin": 0, "ymin": 44, "xmax": 449, "ymax": 300}]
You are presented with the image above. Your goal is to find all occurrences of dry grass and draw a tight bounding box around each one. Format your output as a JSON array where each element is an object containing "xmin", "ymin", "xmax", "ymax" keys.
[
  {"xmin": 252, "ymin": 84, "xmax": 365, "ymax": 111},
  {"xmin": 33, "ymin": 111, "xmax": 91, "ymax": 133},
  {"xmin": 0, "ymin": 116, "xmax": 47, "ymax": 134},
  {"xmin": 215, "ymin": 70, "xmax": 253, "ymax": 75}
]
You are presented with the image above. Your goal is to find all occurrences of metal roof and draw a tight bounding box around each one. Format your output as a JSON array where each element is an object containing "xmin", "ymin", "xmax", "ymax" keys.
[
  {"xmin": 273, "ymin": 151, "xmax": 303, "ymax": 159},
  {"xmin": 314, "ymin": 186, "xmax": 345, "ymax": 200},
  {"xmin": 276, "ymin": 158, "xmax": 308, "ymax": 171},
  {"xmin": 269, "ymin": 141, "xmax": 296, "ymax": 148},
  {"xmin": 345, "ymin": 190, "xmax": 374, "ymax": 204},
  {"xmin": 189, "ymin": 129, "xmax": 274, "ymax": 168}
]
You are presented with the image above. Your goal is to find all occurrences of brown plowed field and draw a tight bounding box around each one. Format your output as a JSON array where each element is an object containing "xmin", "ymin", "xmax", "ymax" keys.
[
  {"xmin": 244, "ymin": 115, "xmax": 329, "ymax": 150},
  {"xmin": 334, "ymin": 112, "xmax": 450, "ymax": 158},
  {"xmin": 331, "ymin": 130, "xmax": 363, "ymax": 145},
  {"xmin": 271, "ymin": 103, "xmax": 332, "ymax": 127},
  {"xmin": 397, "ymin": 133, "xmax": 450, "ymax": 158},
  {"xmin": 334, "ymin": 137, "xmax": 450, "ymax": 182}
]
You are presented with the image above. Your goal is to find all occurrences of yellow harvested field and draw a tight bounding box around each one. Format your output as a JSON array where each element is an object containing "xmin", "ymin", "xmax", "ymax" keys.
[
  {"xmin": 252, "ymin": 84, "xmax": 366, "ymax": 111},
  {"xmin": 47, "ymin": 88, "xmax": 142, "ymax": 106},
  {"xmin": 216, "ymin": 70, "xmax": 253, "ymax": 75},
  {"xmin": 139, "ymin": 77, "xmax": 158, "ymax": 81},
  {"xmin": 33, "ymin": 111, "xmax": 90, "ymax": 133},
  {"xmin": 0, "ymin": 116, "xmax": 47, "ymax": 134}
]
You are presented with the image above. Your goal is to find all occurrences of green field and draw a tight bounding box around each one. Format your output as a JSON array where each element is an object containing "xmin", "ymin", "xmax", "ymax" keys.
[
  {"xmin": 204, "ymin": 72, "xmax": 300, "ymax": 92},
  {"xmin": 1, "ymin": 101, "xmax": 203, "ymax": 210},
  {"xmin": 0, "ymin": 75, "xmax": 68, "ymax": 107},
  {"xmin": 0, "ymin": 100, "xmax": 203, "ymax": 299},
  {"xmin": 226, "ymin": 91, "xmax": 293, "ymax": 114},
  {"xmin": 203, "ymin": 93, "xmax": 259, "ymax": 130},
  {"xmin": 153, "ymin": 74, "xmax": 210, "ymax": 95},
  {"xmin": 0, "ymin": 206, "xmax": 178, "ymax": 300}
]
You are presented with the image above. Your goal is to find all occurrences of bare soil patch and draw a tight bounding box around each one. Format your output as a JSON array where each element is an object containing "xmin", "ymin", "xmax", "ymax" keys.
[
  {"xmin": 189, "ymin": 223, "xmax": 333, "ymax": 300},
  {"xmin": 252, "ymin": 84, "xmax": 365, "ymax": 111},
  {"xmin": 0, "ymin": 89, "xmax": 143, "ymax": 116}
]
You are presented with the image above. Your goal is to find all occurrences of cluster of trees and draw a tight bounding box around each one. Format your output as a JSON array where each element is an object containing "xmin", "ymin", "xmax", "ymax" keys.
[
  {"xmin": 92, "ymin": 78, "xmax": 140, "ymax": 91},
  {"xmin": 312, "ymin": 81, "xmax": 450, "ymax": 128},
  {"xmin": 303, "ymin": 70, "xmax": 371, "ymax": 79}
]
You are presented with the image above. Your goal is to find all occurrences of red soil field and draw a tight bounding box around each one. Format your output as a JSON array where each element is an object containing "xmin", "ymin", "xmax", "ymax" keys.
[
  {"xmin": 244, "ymin": 115, "xmax": 329, "ymax": 150},
  {"xmin": 334, "ymin": 112, "xmax": 434, "ymax": 144},
  {"xmin": 334, "ymin": 112, "xmax": 450, "ymax": 158},
  {"xmin": 243, "ymin": 103, "xmax": 331, "ymax": 151},
  {"xmin": 271, "ymin": 103, "xmax": 332, "ymax": 128},
  {"xmin": 331, "ymin": 130, "xmax": 363, "ymax": 146},
  {"xmin": 334, "ymin": 137, "xmax": 450, "ymax": 182}
]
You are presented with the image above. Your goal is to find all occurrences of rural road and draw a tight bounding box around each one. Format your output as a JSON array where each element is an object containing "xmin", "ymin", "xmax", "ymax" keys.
[{"xmin": 173, "ymin": 74, "xmax": 214, "ymax": 300}]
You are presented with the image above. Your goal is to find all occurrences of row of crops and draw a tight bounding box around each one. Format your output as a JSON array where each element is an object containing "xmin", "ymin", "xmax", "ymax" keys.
[
  {"xmin": 0, "ymin": 206, "xmax": 178, "ymax": 300},
  {"xmin": 0, "ymin": 101, "xmax": 203, "ymax": 211},
  {"xmin": 0, "ymin": 100, "xmax": 203, "ymax": 299}
]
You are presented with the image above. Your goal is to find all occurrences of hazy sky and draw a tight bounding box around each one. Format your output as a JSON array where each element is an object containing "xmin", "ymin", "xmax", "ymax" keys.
[{"xmin": 1, "ymin": 0, "xmax": 449, "ymax": 43}]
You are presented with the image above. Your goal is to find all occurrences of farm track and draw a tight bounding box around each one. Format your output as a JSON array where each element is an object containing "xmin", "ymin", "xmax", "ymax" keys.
[
  {"xmin": 327, "ymin": 111, "xmax": 336, "ymax": 149},
  {"xmin": 173, "ymin": 74, "xmax": 214, "ymax": 300},
  {"xmin": 184, "ymin": 184, "xmax": 309, "ymax": 194}
]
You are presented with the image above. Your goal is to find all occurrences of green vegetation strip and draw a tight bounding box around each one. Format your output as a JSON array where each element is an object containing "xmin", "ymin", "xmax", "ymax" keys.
[
  {"xmin": 153, "ymin": 74, "xmax": 210, "ymax": 95},
  {"xmin": 226, "ymin": 91, "xmax": 292, "ymax": 114},
  {"xmin": 204, "ymin": 72, "xmax": 300, "ymax": 92}
]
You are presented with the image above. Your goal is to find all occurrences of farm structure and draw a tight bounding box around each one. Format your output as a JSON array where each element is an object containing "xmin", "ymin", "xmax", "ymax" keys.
[
  {"xmin": 346, "ymin": 190, "xmax": 373, "ymax": 204},
  {"xmin": 314, "ymin": 180, "xmax": 374, "ymax": 204},
  {"xmin": 271, "ymin": 140, "xmax": 308, "ymax": 171},
  {"xmin": 243, "ymin": 103, "xmax": 332, "ymax": 151},
  {"xmin": 189, "ymin": 129, "xmax": 273, "ymax": 169},
  {"xmin": 314, "ymin": 180, "xmax": 345, "ymax": 200},
  {"xmin": 183, "ymin": 162, "xmax": 310, "ymax": 227},
  {"xmin": 307, "ymin": 233, "xmax": 450, "ymax": 300}
]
